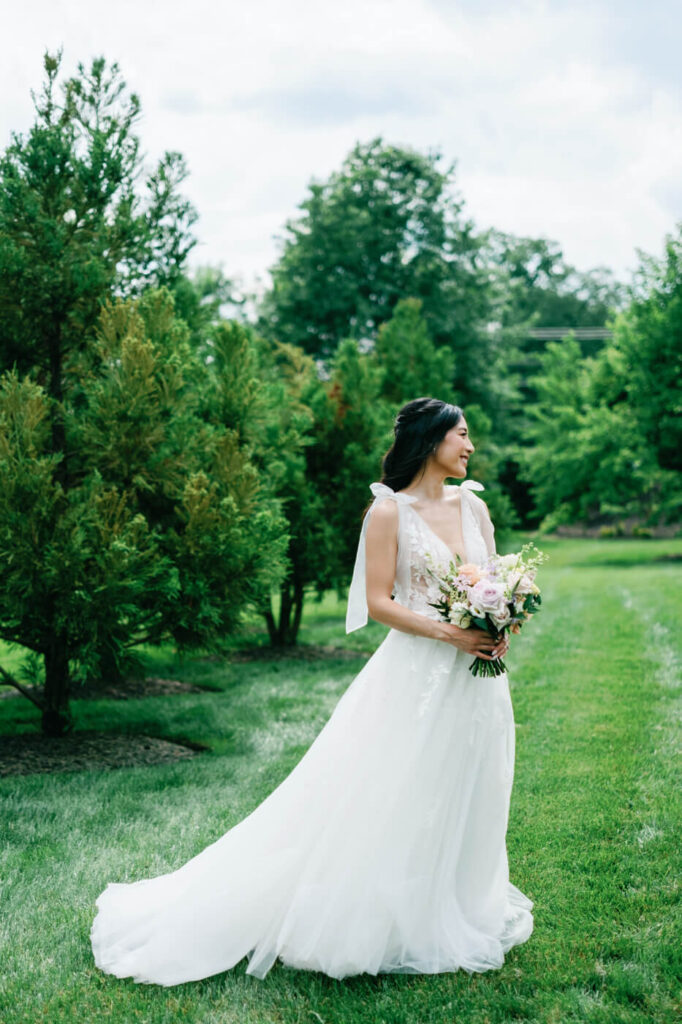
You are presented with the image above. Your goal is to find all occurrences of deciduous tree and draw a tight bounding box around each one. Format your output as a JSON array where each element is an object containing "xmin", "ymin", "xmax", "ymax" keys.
[{"xmin": 258, "ymin": 138, "xmax": 494, "ymax": 410}]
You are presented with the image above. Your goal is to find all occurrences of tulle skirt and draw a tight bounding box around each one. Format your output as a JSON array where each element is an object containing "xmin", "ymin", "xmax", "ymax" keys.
[{"xmin": 91, "ymin": 628, "xmax": 533, "ymax": 985}]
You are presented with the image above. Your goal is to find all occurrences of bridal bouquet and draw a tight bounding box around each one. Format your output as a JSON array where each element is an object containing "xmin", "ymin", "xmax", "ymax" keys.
[{"xmin": 425, "ymin": 543, "xmax": 548, "ymax": 677}]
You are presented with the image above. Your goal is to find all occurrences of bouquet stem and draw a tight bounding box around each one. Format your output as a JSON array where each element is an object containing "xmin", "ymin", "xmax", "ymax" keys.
[{"xmin": 470, "ymin": 655, "xmax": 507, "ymax": 677}]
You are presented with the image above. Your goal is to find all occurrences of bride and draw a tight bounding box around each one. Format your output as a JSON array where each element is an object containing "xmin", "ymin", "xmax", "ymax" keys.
[{"xmin": 91, "ymin": 396, "xmax": 534, "ymax": 985}]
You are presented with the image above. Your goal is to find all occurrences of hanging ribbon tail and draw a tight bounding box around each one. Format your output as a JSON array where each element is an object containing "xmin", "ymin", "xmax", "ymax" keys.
[
  {"xmin": 345, "ymin": 512, "xmax": 371, "ymax": 633},
  {"xmin": 346, "ymin": 482, "xmax": 418, "ymax": 634}
]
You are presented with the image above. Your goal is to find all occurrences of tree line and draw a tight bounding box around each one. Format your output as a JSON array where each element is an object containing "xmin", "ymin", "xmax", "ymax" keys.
[{"xmin": 1, "ymin": 52, "xmax": 679, "ymax": 733}]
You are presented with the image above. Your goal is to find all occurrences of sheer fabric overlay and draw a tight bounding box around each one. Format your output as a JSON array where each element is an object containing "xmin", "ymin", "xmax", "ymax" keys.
[{"xmin": 90, "ymin": 480, "xmax": 533, "ymax": 985}]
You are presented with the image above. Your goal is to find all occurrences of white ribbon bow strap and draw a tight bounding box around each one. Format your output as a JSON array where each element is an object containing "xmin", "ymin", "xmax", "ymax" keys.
[{"xmin": 368, "ymin": 481, "xmax": 420, "ymax": 506}]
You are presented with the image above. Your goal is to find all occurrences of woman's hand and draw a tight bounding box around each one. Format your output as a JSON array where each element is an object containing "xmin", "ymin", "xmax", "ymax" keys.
[
  {"xmin": 433, "ymin": 622, "xmax": 509, "ymax": 660},
  {"xmin": 493, "ymin": 633, "xmax": 510, "ymax": 659}
]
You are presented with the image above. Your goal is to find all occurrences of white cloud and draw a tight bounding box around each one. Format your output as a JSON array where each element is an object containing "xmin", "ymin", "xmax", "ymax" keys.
[{"xmin": 3, "ymin": 0, "xmax": 681, "ymax": 296}]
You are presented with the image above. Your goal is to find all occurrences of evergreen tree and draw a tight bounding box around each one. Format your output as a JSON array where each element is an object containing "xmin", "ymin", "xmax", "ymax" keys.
[
  {"xmin": 0, "ymin": 50, "xmax": 197, "ymax": 492},
  {"xmin": 252, "ymin": 339, "xmax": 330, "ymax": 646},
  {"xmin": 0, "ymin": 54, "xmax": 288, "ymax": 732},
  {"xmin": 314, "ymin": 338, "xmax": 393, "ymax": 596},
  {"xmin": 170, "ymin": 266, "xmax": 244, "ymax": 352},
  {"xmin": 374, "ymin": 298, "xmax": 454, "ymax": 405},
  {"xmin": 0, "ymin": 291, "xmax": 288, "ymax": 734},
  {"xmin": 252, "ymin": 335, "xmax": 391, "ymax": 646}
]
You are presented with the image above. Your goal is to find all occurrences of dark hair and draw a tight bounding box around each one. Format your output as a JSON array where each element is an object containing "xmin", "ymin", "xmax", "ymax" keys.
[{"xmin": 381, "ymin": 397, "xmax": 464, "ymax": 492}]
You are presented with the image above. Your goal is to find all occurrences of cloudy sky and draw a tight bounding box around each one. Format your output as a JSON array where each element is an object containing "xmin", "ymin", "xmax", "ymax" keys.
[{"xmin": 5, "ymin": 0, "xmax": 681, "ymax": 296}]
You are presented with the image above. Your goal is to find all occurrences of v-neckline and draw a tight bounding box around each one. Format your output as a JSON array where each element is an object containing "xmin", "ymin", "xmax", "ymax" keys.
[{"xmin": 404, "ymin": 487, "xmax": 468, "ymax": 564}]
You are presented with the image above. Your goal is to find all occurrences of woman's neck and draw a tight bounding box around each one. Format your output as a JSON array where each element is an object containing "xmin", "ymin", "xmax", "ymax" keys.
[{"xmin": 401, "ymin": 469, "xmax": 454, "ymax": 502}]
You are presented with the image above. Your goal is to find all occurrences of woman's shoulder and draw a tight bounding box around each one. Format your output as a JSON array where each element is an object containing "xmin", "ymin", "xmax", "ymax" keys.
[
  {"xmin": 368, "ymin": 499, "xmax": 400, "ymax": 525},
  {"xmin": 365, "ymin": 498, "xmax": 399, "ymax": 548}
]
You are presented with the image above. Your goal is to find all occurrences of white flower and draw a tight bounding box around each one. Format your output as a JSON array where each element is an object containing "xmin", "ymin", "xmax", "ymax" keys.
[
  {"xmin": 507, "ymin": 570, "xmax": 535, "ymax": 595},
  {"xmin": 517, "ymin": 573, "xmax": 536, "ymax": 595},
  {"xmin": 448, "ymin": 602, "xmax": 472, "ymax": 628},
  {"xmin": 506, "ymin": 570, "xmax": 522, "ymax": 591},
  {"xmin": 63, "ymin": 209, "xmax": 77, "ymax": 225}
]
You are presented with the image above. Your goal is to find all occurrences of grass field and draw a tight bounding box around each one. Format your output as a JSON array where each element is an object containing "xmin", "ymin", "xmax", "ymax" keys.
[{"xmin": 1, "ymin": 536, "xmax": 680, "ymax": 1024}]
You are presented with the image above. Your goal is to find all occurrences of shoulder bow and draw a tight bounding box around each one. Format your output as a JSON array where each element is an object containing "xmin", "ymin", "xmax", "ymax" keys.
[
  {"xmin": 369, "ymin": 481, "xmax": 419, "ymax": 505},
  {"xmin": 370, "ymin": 479, "xmax": 484, "ymax": 501}
]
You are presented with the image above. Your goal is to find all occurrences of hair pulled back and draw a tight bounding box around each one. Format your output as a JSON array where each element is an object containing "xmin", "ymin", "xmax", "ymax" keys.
[{"xmin": 381, "ymin": 397, "xmax": 464, "ymax": 493}]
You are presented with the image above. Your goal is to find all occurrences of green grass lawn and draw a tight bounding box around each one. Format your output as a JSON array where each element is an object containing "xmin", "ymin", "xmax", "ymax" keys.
[{"xmin": 1, "ymin": 536, "xmax": 680, "ymax": 1024}]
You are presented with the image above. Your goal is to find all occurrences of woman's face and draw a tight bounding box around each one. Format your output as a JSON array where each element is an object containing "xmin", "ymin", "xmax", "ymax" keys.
[{"xmin": 432, "ymin": 417, "xmax": 475, "ymax": 478}]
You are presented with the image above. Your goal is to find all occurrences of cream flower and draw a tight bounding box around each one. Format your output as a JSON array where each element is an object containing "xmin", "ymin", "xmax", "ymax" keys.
[{"xmin": 448, "ymin": 602, "xmax": 472, "ymax": 628}]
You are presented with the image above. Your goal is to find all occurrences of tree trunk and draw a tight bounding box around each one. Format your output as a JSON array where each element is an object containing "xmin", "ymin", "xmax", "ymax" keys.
[
  {"xmin": 261, "ymin": 577, "xmax": 306, "ymax": 648},
  {"xmin": 262, "ymin": 603, "xmax": 278, "ymax": 645},
  {"xmin": 287, "ymin": 578, "xmax": 305, "ymax": 645},
  {"xmin": 277, "ymin": 581, "xmax": 293, "ymax": 645},
  {"xmin": 42, "ymin": 641, "xmax": 73, "ymax": 736}
]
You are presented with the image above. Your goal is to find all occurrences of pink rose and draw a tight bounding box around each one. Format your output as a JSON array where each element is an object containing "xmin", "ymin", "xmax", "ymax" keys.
[{"xmin": 470, "ymin": 579, "xmax": 507, "ymax": 617}]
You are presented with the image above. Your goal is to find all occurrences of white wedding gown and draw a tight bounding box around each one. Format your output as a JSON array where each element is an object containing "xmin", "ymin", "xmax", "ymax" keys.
[{"xmin": 91, "ymin": 479, "xmax": 533, "ymax": 985}]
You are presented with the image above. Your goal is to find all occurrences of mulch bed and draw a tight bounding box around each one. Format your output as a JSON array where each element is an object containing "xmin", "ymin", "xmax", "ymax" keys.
[
  {"xmin": 0, "ymin": 675, "xmax": 211, "ymax": 704},
  {"xmin": 0, "ymin": 731, "xmax": 208, "ymax": 778},
  {"xmin": 0, "ymin": 677, "xmax": 214, "ymax": 778}
]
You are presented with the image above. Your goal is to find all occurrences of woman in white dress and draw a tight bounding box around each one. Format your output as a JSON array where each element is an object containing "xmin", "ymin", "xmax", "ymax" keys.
[{"xmin": 91, "ymin": 396, "xmax": 533, "ymax": 985}]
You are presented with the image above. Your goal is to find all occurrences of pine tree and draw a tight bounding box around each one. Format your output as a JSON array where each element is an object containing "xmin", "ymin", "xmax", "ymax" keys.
[
  {"xmin": 0, "ymin": 53, "xmax": 287, "ymax": 733},
  {"xmin": 0, "ymin": 291, "xmax": 289, "ymax": 734}
]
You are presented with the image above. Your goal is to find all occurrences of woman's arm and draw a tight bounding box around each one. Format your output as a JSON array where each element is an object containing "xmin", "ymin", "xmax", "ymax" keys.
[{"xmin": 364, "ymin": 501, "xmax": 500, "ymax": 659}]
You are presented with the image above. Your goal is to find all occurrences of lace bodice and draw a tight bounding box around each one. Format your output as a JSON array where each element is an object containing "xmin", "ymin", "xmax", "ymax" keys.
[{"xmin": 346, "ymin": 480, "xmax": 496, "ymax": 633}]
